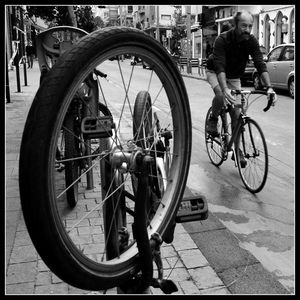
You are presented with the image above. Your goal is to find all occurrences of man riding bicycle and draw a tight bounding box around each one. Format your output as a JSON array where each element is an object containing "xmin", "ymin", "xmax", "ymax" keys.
[{"xmin": 206, "ymin": 10, "xmax": 277, "ymax": 167}]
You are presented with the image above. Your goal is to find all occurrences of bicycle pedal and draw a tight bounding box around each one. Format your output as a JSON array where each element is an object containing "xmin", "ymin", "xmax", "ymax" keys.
[
  {"xmin": 81, "ymin": 116, "xmax": 114, "ymax": 139},
  {"xmin": 176, "ymin": 195, "xmax": 208, "ymax": 223}
]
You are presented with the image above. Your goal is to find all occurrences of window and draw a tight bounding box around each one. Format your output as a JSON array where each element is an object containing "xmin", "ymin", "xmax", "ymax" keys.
[
  {"xmin": 268, "ymin": 47, "xmax": 282, "ymax": 62},
  {"xmin": 281, "ymin": 46, "xmax": 294, "ymax": 61},
  {"xmin": 161, "ymin": 15, "xmax": 171, "ymax": 21},
  {"xmin": 128, "ymin": 6, "xmax": 133, "ymax": 13}
]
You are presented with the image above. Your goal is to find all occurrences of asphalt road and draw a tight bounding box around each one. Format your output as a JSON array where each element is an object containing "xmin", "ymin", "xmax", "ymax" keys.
[
  {"xmin": 76, "ymin": 60, "xmax": 294, "ymax": 293},
  {"xmin": 182, "ymin": 76, "xmax": 294, "ymax": 293},
  {"xmin": 102, "ymin": 61, "xmax": 294, "ymax": 293}
]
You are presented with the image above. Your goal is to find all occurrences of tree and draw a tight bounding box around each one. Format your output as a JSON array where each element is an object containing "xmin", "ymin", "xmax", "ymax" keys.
[
  {"xmin": 171, "ymin": 6, "xmax": 186, "ymax": 55},
  {"xmin": 94, "ymin": 16, "xmax": 104, "ymax": 29},
  {"xmin": 26, "ymin": 6, "xmax": 70, "ymax": 27},
  {"xmin": 26, "ymin": 5, "xmax": 100, "ymax": 32},
  {"xmin": 74, "ymin": 6, "xmax": 97, "ymax": 32}
]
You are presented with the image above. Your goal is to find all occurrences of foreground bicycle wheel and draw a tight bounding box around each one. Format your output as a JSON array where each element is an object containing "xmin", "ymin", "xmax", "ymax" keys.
[
  {"xmin": 205, "ymin": 107, "xmax": 225, "ymax": 166},
  {"xmin": 236, "ymin": 118, "xmax": 268, "ymax": 193},
  {"xmin": 19, "ymin": 27, "xmax": 191, "ymax": 290}
]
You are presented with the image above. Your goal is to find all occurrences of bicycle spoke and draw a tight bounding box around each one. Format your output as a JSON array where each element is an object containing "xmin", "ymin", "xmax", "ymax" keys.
[{"xmin": 20, "ymin": 28, "xmax": 191, "ymax": 290}]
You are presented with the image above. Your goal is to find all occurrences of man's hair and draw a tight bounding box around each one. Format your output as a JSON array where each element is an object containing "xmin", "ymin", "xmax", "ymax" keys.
[{"xmin": 233, "ymin": 10, "xmax": 253, "ymax": 27}]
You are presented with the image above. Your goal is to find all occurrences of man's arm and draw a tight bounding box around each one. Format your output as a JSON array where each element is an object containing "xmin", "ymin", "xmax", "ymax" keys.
[
  {"xmin": 259, "ymin": 71, "xmax": 277, "ymax": 105},
  {"xmin": 259, "ymin": 71, "xmax": 272, "ymax": 88},
  {"xmin": 217, "ymin": 72, "xmax": 236, "ymax": 103}
]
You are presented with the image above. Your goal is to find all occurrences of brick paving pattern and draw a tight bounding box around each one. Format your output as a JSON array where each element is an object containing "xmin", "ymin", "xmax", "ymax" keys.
[{"xmin": 5, "ymin": 63, "xmax": 229, "ymax": 295}]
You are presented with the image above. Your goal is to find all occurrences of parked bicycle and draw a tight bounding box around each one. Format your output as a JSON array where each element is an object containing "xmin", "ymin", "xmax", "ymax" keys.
[
  {"xmin": 205, "ymin": 89, "xmax": 276, "ymax": 193},
  {"xmin": 19, "ymin": 26, "xmax": 192, "ymax": 292}
]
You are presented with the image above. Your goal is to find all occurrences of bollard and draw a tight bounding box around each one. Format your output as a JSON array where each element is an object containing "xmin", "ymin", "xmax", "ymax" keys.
[{"xmin": 22, "ymin": 56, "xmax": 28, "ymax": 86}]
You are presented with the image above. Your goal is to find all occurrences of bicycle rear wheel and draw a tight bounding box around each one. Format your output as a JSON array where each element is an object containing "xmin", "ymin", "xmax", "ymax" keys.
[
  {"xmin": 19, "ymin": 27, "xmax": 191, "ymax": 290},
  {"xmin": 236, "ymin": 118, "xmax": 268, "ymax": 193},
  {"xmin": 205, "ymin": 107, "xmax": 225, "ymax": 166}
]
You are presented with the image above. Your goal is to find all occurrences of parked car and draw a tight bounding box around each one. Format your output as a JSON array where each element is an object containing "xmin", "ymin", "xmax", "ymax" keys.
[
  {"xmin": 252, "ymin": 43, "xmax": 294, "ymax": 98},
  {"xmin": 241, "ymin": 46, "xmax": 267, "ymax": 85}
]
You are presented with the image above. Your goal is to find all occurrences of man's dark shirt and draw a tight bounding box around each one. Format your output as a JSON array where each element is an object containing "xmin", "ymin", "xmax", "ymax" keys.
[{"xmin": 207, "ymin": 28, "xmax": 267, "ymax": 79}]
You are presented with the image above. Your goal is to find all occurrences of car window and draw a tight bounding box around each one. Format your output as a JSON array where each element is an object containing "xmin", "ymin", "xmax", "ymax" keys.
[
  {"xmin": 268, "ymin": 47, "xmax": 282, "ymax": 62},
  {"xmin": 281, "ymin": 46, "xmax": 294, "ymax": 61}
]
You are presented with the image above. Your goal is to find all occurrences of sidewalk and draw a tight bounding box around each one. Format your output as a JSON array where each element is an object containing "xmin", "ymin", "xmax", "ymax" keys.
[{"xmin": 5, "ymin": 62, "xmax": 289, "ymax": 295}]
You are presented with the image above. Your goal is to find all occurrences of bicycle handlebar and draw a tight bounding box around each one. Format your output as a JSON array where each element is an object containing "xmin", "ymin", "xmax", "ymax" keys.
[{"xmin": 231, "ymin": 89, "xmax": 275, "ymax": 112}]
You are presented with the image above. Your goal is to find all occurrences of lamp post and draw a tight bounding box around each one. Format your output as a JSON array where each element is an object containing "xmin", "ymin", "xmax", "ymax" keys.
[
  {"xmin": 156, "ymin": 6, "xmax": 160, "ymax": 42},
  {"xmin": 12, "ymin": 6, "xmax": 21, "ymax": 92},
  {"xmin": 186, "ymin": 5, "xmax": 191, "ymax": 74}
]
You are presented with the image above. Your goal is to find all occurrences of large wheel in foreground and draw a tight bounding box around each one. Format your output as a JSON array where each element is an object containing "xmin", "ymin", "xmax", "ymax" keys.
[{"xmin": 19, "ymin": 27, "xmax": 192, "ymax": 290}]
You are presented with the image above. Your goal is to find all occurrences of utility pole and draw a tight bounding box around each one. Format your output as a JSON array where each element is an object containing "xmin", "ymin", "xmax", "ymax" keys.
[
  {"xmin": 6, "ymin": 47, "xmax": 11, "ymax": 103},
  {"xmin": 186, "ymin": 5, "xmax": 192, "ymax": 74},
  {"xmin": 156, "ymin": 6, "xmax": 160, "ymax": 42},
  {"xmin": 19, "ymin": 6, "xmax": 27, "ymax": 86},
  {"xmin": 12, "ymin": 6, "xmax": 21, "ymax": 92}
]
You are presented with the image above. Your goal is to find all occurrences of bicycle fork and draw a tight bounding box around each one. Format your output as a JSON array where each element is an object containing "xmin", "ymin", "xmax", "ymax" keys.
[
  {"xmin": 115, "ymin": 152, "xmax": 178, "ymax": 294},
  {"xmin": 82, "ymin": 75, "xmax": 100, "ymax": 189}
]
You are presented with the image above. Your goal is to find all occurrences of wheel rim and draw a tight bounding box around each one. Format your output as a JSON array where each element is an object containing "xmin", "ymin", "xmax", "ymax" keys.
[
  {"xmin": 237, "ymin": 120, "xmax": 268, "ymax": 193},
  {"xmin": 48, "ymin": 45, "xmax": 190, "ymax": 276},
  {"xmin": 205, "ymin": 108, "xmax": 224, "ymax": 166}
]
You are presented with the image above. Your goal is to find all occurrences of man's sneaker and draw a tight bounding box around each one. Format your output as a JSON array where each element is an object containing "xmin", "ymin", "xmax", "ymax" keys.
[
  {"xmin": 207, "ymin": 116, "xmax": 219, "ymax": 137},
  {"xmin": 231, "ymin": 149, "xmax": 247, "ymax": 168}
]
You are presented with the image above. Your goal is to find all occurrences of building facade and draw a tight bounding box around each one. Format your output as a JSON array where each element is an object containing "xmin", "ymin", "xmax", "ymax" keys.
[
  {"xmin": 6, "ymin": 5, "xmax": 295, "ymax": 65},
  {"xmin": 190, "ymin": 5, "xmax": 295, "ymax": 59}
]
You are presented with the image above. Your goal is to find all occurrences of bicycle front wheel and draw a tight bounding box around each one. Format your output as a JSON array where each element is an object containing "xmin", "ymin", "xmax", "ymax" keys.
[
  {"xmin": 19, "ymin": 27, "xmax": 191, "ymax": 290},
  {"xmin": 205, "ymin": 107, "xmax": 225, "ymax": 166},
  {"xmin": 236, "ymin": 118, "xmax": 268, "ymax": 193}
]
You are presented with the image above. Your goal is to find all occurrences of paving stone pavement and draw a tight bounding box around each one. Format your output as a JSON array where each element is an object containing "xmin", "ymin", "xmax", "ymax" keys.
[
  {"xmin": 5, "ymin": 62, "xmax": 229, "ymax": 295},
  {"xmin": 5, "ymin": 60, "xmax": 289, "ymax": 295}
]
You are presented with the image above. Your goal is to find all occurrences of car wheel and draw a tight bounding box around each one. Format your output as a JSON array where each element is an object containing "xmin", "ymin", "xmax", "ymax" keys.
[
  {"xmin": 253, "ymin": 73, "xmax": 262, "ymax": 90},
  {"xmin": 288, "ymin": 77, "xmax": 294, "ymax": 99}
]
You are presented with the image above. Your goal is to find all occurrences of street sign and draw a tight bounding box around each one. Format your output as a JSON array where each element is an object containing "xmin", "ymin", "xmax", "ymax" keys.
[{"xmin": 166, "ymin": 30, "xmax": 172, "ymax": 38}]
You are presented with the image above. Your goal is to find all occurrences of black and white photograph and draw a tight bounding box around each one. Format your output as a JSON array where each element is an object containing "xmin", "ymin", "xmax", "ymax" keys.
[{"xmin": 5, "ymin": 4, "xmax": 295, "ymax": 295}]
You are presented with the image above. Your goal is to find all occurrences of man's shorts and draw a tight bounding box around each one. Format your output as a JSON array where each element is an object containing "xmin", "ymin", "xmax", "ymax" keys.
[{"xmin": 206, "ymin": 69, "xmax": 241, "ymax": 90}]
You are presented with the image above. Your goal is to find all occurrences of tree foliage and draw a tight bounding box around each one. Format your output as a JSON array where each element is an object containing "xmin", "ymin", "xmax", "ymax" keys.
[
  {"xmin": 171, "ymin": 6, "xmax": 186, "ymax": 55},
  {"xmin": 26, "ymin": 6, "xmax": 103, "ymax": 32}
]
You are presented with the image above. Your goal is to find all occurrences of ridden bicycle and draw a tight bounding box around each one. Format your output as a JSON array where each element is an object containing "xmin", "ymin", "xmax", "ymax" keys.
[
  {"xmin": 19, "ymin": 26, "xmax": 191, "ymax": 292},
  {"xmin": 205, "ymin": 89, "xmax": 276, "ymax": 193}
]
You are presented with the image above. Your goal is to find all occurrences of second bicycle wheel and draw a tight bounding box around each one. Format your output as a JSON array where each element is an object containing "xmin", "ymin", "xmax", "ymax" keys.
[
  {"xmin": 236, "ymin": 118, "xmax": 268, "ymax": 193},
  {"xmin": 19, "ymin": 27, "xmax": 191, "ymax": 291}
]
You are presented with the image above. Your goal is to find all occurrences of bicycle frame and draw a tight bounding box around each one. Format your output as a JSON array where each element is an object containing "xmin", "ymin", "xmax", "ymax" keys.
[
  {"xmin": 206, "ymin": 88, "xmax": 272, "ymax": 193},
  {"xmin": 220, "ymin": 91, "xmax": 262, "ymax": 155},
  {"xmin": 221, "ymin": 109, "xmax": 248, "ymax": 155}
]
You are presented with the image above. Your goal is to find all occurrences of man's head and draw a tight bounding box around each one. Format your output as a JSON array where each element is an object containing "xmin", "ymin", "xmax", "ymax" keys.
[{"xmin": 233, "ymin": 10, "xmax": 253, "ymax": 41}]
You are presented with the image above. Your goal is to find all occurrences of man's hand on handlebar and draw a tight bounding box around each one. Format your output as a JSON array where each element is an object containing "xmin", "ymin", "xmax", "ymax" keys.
[
  {"xmin": 223, "ymin": 87, "xmax": 237, "ymax": 106},
  {"xmin": 267, "ymin": 87, "xmax": 277, "ymax": 107}
]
